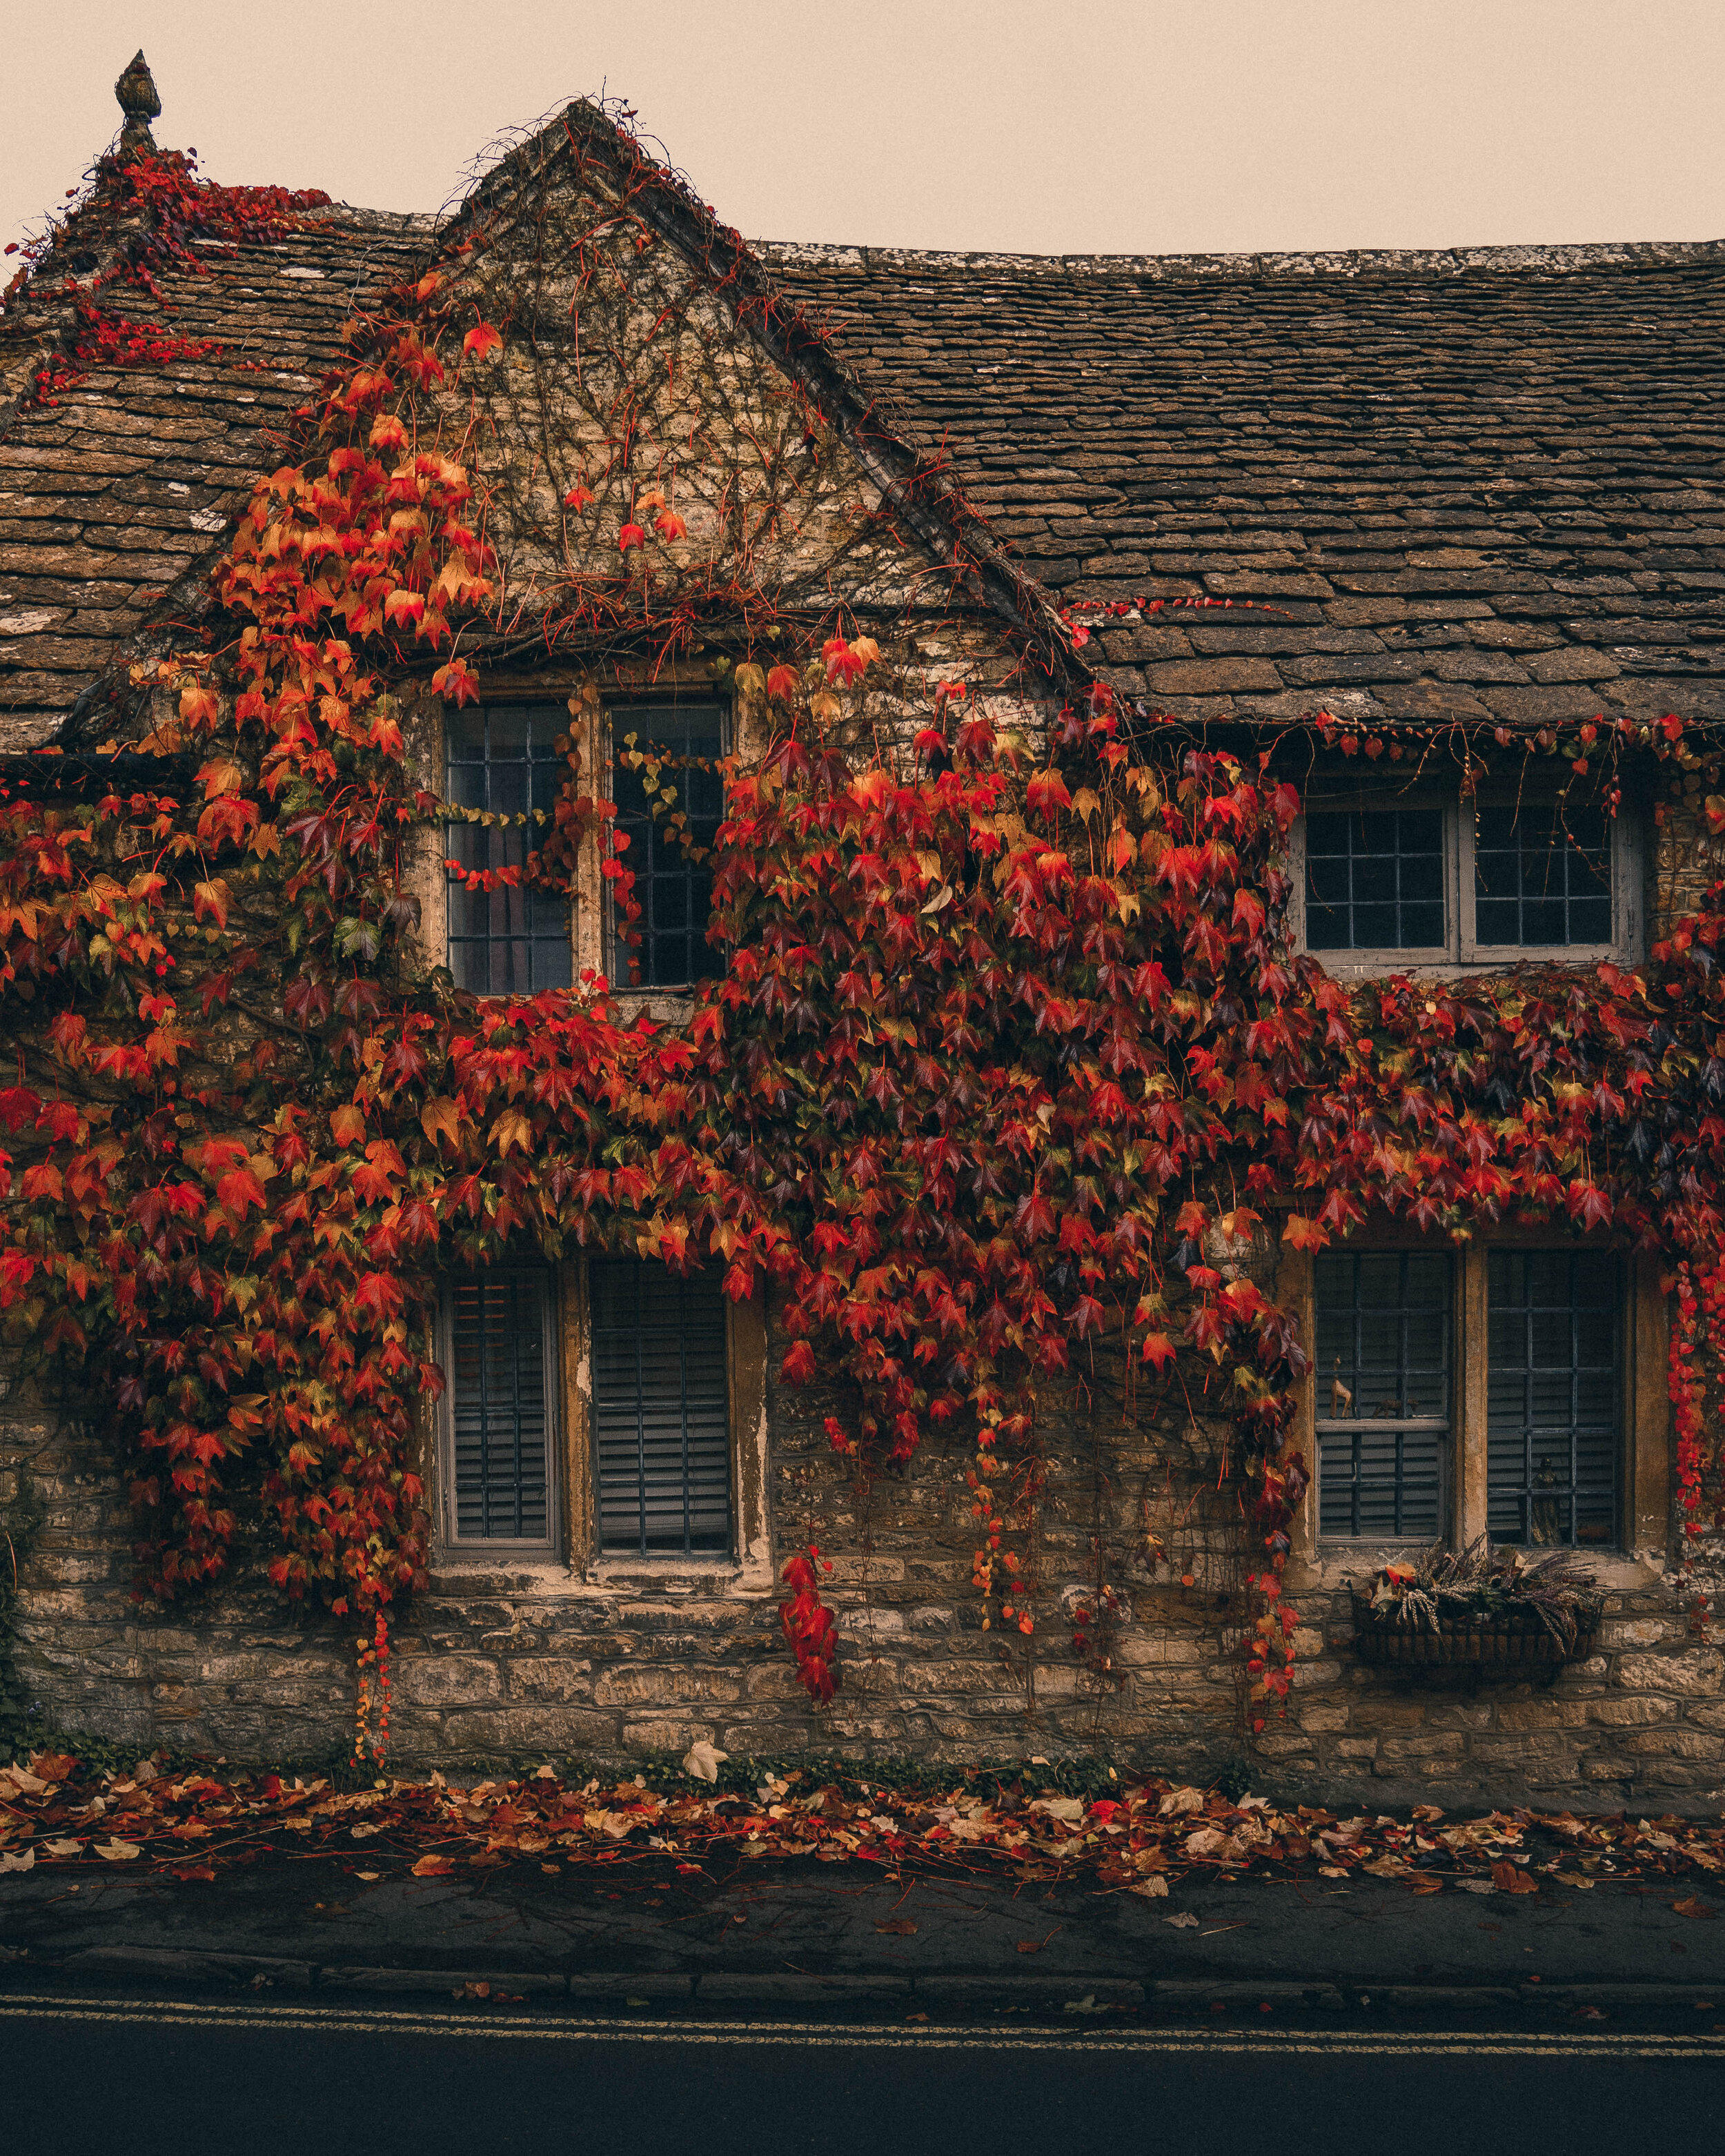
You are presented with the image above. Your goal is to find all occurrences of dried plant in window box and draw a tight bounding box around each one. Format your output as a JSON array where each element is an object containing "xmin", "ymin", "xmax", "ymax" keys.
[{"xmin": 1349, "ymin": 1540, "xmax": 1603, "ymax": 1670}]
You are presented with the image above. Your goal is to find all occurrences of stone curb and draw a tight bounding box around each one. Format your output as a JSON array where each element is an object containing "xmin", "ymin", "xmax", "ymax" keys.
[
  {"xmin": 318, "ymin": 1968, "xmax": 569, "ymax": 1995},
  {"xmin": 29, "ymin": 1950, "xmax": 1725, "ymax": 2015},
  {"xmin": 62, "ymin": 1946, "xmax": 316, "ymax": 1988}
]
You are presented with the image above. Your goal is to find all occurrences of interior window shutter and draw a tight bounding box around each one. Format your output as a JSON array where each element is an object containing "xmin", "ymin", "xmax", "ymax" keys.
[
  {"xmin": 591, "ymin": 1259, "xmax": 729, "ymax": 1555},
  {"xmin": 449, "ymin": 1271, "xmax": 551, "ymax": 1542}
]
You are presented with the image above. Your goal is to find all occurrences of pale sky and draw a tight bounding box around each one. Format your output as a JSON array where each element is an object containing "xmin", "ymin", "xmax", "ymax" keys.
[{"xmin": 4, "ymin": 1, "xmax": 1723, "ymax": 261}]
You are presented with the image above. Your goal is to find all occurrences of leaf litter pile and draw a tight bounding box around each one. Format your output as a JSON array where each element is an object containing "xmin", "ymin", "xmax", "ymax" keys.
[{"xmin": 0, "ymin": 1750, "xmax": 1720, "ymax": 1912}]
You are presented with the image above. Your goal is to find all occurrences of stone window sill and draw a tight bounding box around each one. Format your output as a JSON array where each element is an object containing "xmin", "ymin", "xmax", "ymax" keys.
[
  {"xmin": 584, "ymin": 1554, "xmax": 776, "ymax": 1596},
  {"xmin": 1296, "ymin": 1545, "xmax": 1667, "ymax": 1594},
  {"xmin": 428, "ymin": 1550, "xmax": 778, "ymax": 1599}
]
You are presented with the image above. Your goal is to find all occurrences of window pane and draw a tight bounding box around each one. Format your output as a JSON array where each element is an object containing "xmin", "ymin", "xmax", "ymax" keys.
[
  {"xmin": 591, "ymin": 1259, "xmax": 730, "ymax": 1556},
  {"xmin": 1473, "ymin": 803, "xmax": 1613, "ymax": 949},
  {"xmin": 611, "ymin": 702, "xmax": 727, "ymax": 989},
  {"xmin": 448, "ymin": 1272, "xmax": 551, "ymax": 1542},
  {"xmin": 1304, "ymin": 808, "xmax": 1446, "ymax": 951},
  {"xmin": 444, "ymin": 706, "xmax": 573, "ymax": 995},
  {"xmin": 1314, "ymin": 1249, "xmax": 1450, "ymax": 1536},
  {"xmin": 1486, "ymin": 1249, "xmax": 1619, "ymax": 1547}
]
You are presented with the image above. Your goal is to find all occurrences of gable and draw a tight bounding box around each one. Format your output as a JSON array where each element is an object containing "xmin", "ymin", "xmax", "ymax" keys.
[
  {"xmin": 0, "ymin": 103, "xmax": 1073, "ymax": 754},
  {"xmin": 388, "ymin": 103, "xmax": 1061, "ymax": 686}
]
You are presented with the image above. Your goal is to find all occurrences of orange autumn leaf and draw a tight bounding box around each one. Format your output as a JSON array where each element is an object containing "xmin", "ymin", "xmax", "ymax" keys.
[{"xmin": 420, "ymin": 1096, "xmax": 461, "ymax": 1149}]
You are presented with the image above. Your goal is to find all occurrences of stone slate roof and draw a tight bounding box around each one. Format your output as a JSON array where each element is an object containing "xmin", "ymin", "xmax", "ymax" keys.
[
  {"xmin": 0, "ymin": 201, "xmax": 431, "ymax": 749},
  {"xmin": 6, "ymin": 97, "xmax": 1723, "ymax": 749},
  {"xmin": 760, "ymin": 239, "xmax": 1725, "ymax": 729}
]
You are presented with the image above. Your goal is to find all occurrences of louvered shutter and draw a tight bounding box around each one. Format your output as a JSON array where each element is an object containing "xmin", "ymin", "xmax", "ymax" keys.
[
  {"xmin": 1314, "ymin": 1249, "xmax": 1450, "ymax": 1538},
  {"xmin": 447, "ymin": 1271, "xmax": 553, "ymax": 1543},
  {"xmin": 590, "ymin": 1259, "xmax": 729, "ymax": 1555},
  {"xmin": 1486, "ymin": 1251, "xmax": 1618, "ymax": 1547}
]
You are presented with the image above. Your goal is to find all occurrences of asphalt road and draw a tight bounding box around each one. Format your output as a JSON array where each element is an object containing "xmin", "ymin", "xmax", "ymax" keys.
[{"xmin": 3, "ymin": 1993, "xmax": 1724, "ymax": 2156}]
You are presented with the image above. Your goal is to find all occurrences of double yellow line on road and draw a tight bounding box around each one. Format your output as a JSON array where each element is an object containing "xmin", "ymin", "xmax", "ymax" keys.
[{"xmin": 2, "ymin": 1993, "xmax": 1724, "ymax": 2059}]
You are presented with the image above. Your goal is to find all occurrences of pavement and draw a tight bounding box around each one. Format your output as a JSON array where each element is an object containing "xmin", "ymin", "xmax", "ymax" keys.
[{"xmin": 3, "ymin": 1851, "xmax": 1724, "ymax": 2021}]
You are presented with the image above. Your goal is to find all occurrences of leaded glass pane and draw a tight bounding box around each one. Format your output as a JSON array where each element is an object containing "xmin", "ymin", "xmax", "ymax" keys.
[
  {"xmin": 1305, "ymin": 808, "xmax": 1446, "ymax": 951},
  {"xmin": 1314, "ymin": 1249, "xmax": 1450, "ymax": 1538},
  {"xmin": 1475, "ymin": 804, "xmax": 1612, "ymax": 949},
  {"xmin": 611, "ymin": 702, "xmax": 726, "ymax": 989},
  {"xmin": 448, "ymin": 1271, "xmax": 552, "ymax": 1543},
  {"xmin": 444, "ymin": 705, "xmax": 572, "ymax": 994},
  {"xmin": 591, "ymin": 1259, "xmax": 730, "ymax": 1556}
]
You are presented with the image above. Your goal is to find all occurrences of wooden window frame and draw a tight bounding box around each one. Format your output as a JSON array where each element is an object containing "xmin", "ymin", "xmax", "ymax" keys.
[
  {"xmin": 564, "ymin": 1258, "xmax": 774, "ymax": 1583},
  {"xmin": 432, "ymin": 1258, "xmax": 774, "ymax": 1584},
  {"xmin": 1282, "ymin": 1225, "xmax": 1670, "ymax": 1586},
  {"xmin": 1287, "ymin": 792, "xmax": 1641, "ymax": 981}
]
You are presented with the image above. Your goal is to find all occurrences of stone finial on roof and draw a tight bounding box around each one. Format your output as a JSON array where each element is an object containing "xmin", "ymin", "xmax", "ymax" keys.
[{"xmin": 114, "ymin": 50, "xmax": 161, "ymax": 161}]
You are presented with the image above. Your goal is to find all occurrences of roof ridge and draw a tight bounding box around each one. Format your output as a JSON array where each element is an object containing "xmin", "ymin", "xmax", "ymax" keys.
[{"xmin": 754, "ymin": 236, "xmax": 1725, "ymax": 279}]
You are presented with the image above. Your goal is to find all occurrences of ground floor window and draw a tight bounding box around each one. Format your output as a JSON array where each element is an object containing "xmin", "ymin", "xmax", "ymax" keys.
[
  {"xmin": 1314, "ymin": 1243, "xmax": 1621, "ymax": 1550},
  {"xmin": 1314, "ymin": 1249, "xmax": 1450, "ymax": 1539},
  {"xmin": 442, "ymin": 1269, "xmax": 558, "ymax": 1547},
  {"xmin": 1485, "ymin": 1249, "xmax": 1619, "ymax": 1548},
  {"xmin": 589, "ymin": 1258, "xmax": 730, "ymax": 1556}
]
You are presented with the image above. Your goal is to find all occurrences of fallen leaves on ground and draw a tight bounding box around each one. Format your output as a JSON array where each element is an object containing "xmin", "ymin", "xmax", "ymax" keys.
[{"xmin": 0, "ymin": 1756, "xmax": 1722, "ymax": 1899}]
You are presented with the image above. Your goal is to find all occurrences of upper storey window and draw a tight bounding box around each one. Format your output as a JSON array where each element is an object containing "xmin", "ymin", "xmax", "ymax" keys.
[
  {"xmin": 1294, "ymin": 794, "xmax": 1633, "ymax": 975},
  {"xmin": 610, "ymin": 700, "xmax": 727, "ymax": 991},
  {"xmin": 445, "ymin": 705, "xmax": 573, "ymax": 996},
  {"xmin": 1305, "ymin": 808, "xmax": 1446, "ymax": 953},
  {"xmin": 1473, "ymin": 804, "xmax": 1613, "ymax": 949}
]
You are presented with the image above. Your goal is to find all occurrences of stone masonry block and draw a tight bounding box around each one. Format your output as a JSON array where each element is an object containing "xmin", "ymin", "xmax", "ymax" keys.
[
  {"xmin": 393, "ymin": 1657, "xmax": 503, "ymax": 1707},
  {"xmin": 433, "ymin": 1708, "xmax": 620, "ymax": 1755},
  {"xmin": 1588, "ymin": 1694, "xmax": 1678, "ymax": 1727},
  {"xmin": 593, "ymin": 1665, "xmax": 742, "ymax": 1707},
  {"xmin": 1617, "ymin": 1728, "xmax": 1724, "ymax": 1760},
  {"xmin": 1492, "ymin": 1699, "xmax": 1590, "ymax": 1732},
  {"xmin": 1599, "ymin": 1619, "xmax": 1677, "ymax": 1648},
  {"xmin": 506, "ymin": 1658, "xmax": 595, "ymax": 1705},
  {"xmin": 1615, "ymin": 1650, "xmax": 1724, "ymax": 1697}
]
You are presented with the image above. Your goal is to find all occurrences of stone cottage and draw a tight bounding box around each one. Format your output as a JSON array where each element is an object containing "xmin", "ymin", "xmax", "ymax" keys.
[{"xmin": 1, "ymin": 56, "xmax": 1723, "ymax": 1805}]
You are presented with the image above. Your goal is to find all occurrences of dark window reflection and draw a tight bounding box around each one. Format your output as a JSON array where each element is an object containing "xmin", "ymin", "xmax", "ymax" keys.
[
  {"xmin": 611, "ymin": 702, "xmax": 727, "ymax": 989},
  {"xmin": 1305, "ymin": 808, "xmax": 1446, "ymax": 950},
  {"xmin": 1475, "ymin": 803, "xmax": 1612, "ymax": 948},
  {"xmin": 445, "ymin": 706, "xmax": 572, "ymax": 995}
]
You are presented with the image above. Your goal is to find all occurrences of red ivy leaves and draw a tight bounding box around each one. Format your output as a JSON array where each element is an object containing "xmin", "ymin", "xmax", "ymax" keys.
[{"xmin": 780, "ymin": 1545, "xmax": 839, "ymax": 1705}]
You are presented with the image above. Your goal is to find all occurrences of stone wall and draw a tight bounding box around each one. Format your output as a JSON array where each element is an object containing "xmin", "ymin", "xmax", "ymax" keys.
[{"xmin": 5, "ymin": 1316, "xmax": 1721, "ymax": 1810}]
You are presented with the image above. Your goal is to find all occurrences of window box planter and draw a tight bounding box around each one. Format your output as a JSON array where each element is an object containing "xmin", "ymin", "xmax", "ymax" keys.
[{"xmin": 1349, "ymin": 1587, "xmax": 1601, "ymax": 1671}]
